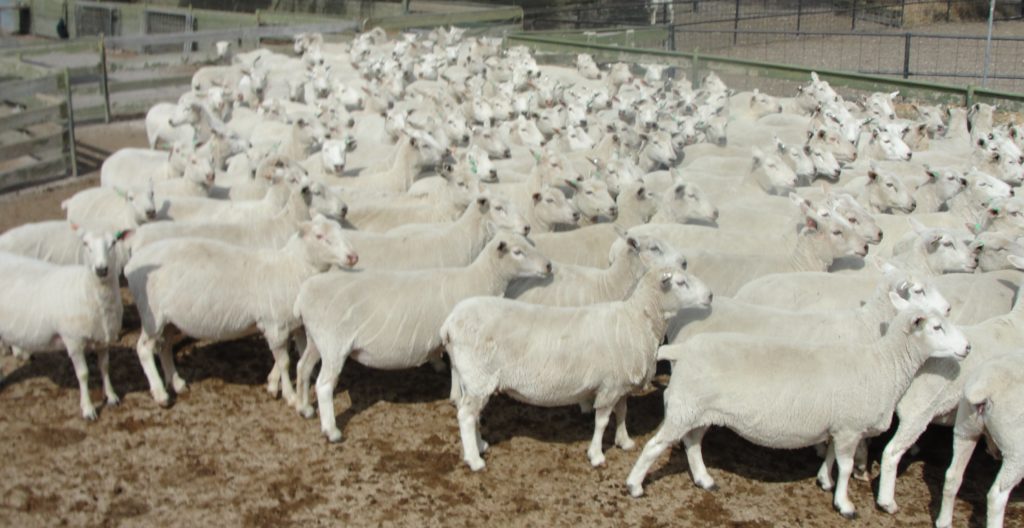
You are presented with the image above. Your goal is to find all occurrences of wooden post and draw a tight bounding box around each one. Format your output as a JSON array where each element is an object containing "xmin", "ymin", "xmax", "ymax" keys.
[
  {"xmin": 796, "ymin": 0, "xmax": 803, "ymax": 32},
  {"xmin": 851, "ymin": 0, "xmax": 857, "ymax": 30},
  {"xmin": 691, "ymin": 48, "xmax": 700, "ymax": 84},
  {"xmin": 401, "ymin": 0, "xmax": 410, "ymax": 14},
  {"xmin": 733, "ymin": 0, "xmax": 740, "ymax": 45},
  {"xmin": 62, "ymin": 68, "xmax": 78, "ymax": 178},
  {"xmin": 902, "ymin": 32, "xmax": 911, "ymax": 79},
  {"xmin": 99, "ymin": 33, "xmax": 111, "ymax": 123},
  {"xmin": 965, "ymin": 85, "xmax": 975, "ymax": 107}
]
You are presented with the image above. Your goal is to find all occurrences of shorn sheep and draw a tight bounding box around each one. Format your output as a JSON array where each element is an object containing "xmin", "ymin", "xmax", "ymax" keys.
[
  {"xmin": 935, "ymin": 351, "xmax": 1024, "ymax": 528},
  {"xmin": 441, "ymin": 266, "xmax": 713, "ymax": 470},
  {"xmin": 293, "ymin": 232, "xmax": 552, "ymax": 441},
  {"xmin": 0, "ymin": 229, "xmax": 132, "ymax": 419},
  {"xmin": 626, "ymin": 297, "xmax": 969, "ymax": 519},
  {"xmin": 125, "ymin": 215, "xmax": 358, "ymax": 408}
]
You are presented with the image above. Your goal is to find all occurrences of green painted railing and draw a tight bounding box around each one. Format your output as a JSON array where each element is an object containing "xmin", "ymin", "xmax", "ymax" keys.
[{"xmin": 505, "ymin": 33, "xmax": 1024, "ymax": 107}]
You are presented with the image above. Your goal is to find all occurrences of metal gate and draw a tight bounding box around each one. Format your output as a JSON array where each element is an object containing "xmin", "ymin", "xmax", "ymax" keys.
[
  {"xmin": 143, "ymin": 9, "xmax": 196, "ymax": 53},
  {"xmin": 74, "ymin": 2, "xmax": 117, "ymax": 37}
]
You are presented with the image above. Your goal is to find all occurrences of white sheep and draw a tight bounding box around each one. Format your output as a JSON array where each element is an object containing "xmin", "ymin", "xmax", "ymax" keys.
[
  {"xmin": 62, "ymin": 184, "xmax": 157, "ymax": 232},
  {"xmin": 0, "ymin": 229, "xmax": 132, "ymax": 419},
  {"xmin": 125, "ymin": 215, "xmax": 358, "ymax": 407},
  {"xmin": 507, "ymin": 232, "xmax": 684, "ymax": 306},
  {"xmin": 626, "ymin": 299, "xmax": 970, "ymax": 519},
  {"xmin": 934, "ymin": 351, "xmax": 1024, "ymax": 528},
  {"xmin": 442, "ymin": 266, "xmax": 712, "ymax": 470},
  {"xmin": 294, "ymin": 232, "xmax": 552, "ymax": 438}
]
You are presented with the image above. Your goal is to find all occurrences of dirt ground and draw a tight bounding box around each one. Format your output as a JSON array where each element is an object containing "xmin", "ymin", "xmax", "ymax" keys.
[{"xmin": 0, "ymin": 121, "xmax": 1021, "ymax": 527}]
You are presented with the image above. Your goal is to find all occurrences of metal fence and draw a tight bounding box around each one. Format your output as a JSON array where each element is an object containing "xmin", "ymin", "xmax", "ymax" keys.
[
  {"xmin": 523, "ymin": 0, "xmax": 1024, "ymax": 91},
  {"xmin": 525, "ymin": 0, "xmax": 1024, "ymax": 31}
]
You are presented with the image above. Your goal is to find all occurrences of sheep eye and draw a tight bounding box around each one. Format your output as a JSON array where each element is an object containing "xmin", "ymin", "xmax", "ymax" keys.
[
  {"xmin": 847, "ymin": 217, "xmax": 858, "ymax": 224},
  {"xmin": 512, "ymin": 249, "xmax": 524, "ymax": 256},
  {"xmin": 885, "ymin": 183, "xmax": 895, "ymax": 188},
  {"xmin": 912, "ymin": 288, "xmax": 924, "ymax": 294},
  {"xmin": 942, "ymin": 241, "xmax": 953, "ymax": 247},
  {"xmin": 831, "ymin": 230, "xmax": 842, "ymax": 236}
]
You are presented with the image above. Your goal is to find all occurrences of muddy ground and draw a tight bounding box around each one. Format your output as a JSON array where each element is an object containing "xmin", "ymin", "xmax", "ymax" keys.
[{"xmin": 0, "ymin": 121, "xmax": 1020, "ymax": 527}]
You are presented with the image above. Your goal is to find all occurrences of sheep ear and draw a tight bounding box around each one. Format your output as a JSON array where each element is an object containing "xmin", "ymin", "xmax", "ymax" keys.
[
  {"xmin": 532, "ymin": 192, "xmax": 542, "ymax": 203},
  {"xmin": 496, "ymin": 240, "xmax": 508, "ymax": 254},
  {"xmin": 1007, "ymin": 254, "xmax": 1024, "ymax": 270},
  {"xmin": 70, "ymin": 222, "xmax": 80, "ymax": 232},
  {"xmin": 867, "ymin": 169, "xmax": 879, "ymax": 182},
  {"xmin": 803, "ymin": 214, "xmax": 819, "ymax": 232},
  {"xmin": 476, "ymin": 196, "xmax": 490, "ymax": 209},
  {"xmin": 636, "ymin": 186, "xmax": 647, "ymax": 199},
  {"xmin": 889, "ymin": 290, "xmax": 912, "ymax": 311},
  {"xmin": 626, "ymin": 237, "xmax": 640, "ymax": 251},
  {"xmin": 115, "ymin": 229, "xmax": 135, "ymax": 242}
]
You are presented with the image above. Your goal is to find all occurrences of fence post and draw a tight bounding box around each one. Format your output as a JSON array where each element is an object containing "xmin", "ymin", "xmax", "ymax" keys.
[
  {"xmin": 733, "ymin": 0, "xmax": 740, "ymax": 45},
  {"xmin": 691, "ymin": 48, "xmax": 701, "ymax": 84},
  {"xmin": 902, "ymin": 32, "xmax": 911, "ymax": 79},
  {"xmin": 946, "ymin": 0, "xmax": 951, "ymax": 21},
  {"xmin": 99, "ymin": 33, "xmax": 111, "ymax": 123},
  {"xmin": 62, "ymin": 68, "xmax": 78, "ymax": 178},
  {"xmin": 965, "ymin": 85, "xmax": 975, "ymax": 107},
  {"xmin": 667, "ymin": 22, "xmax": 676, "ymax": 51},
  {"xmin": 851, "ymin": 0, "xmax": 857, "ymax": 30},
  {"xmin": 796, "ymin": 0, "xmax": 803, "ymax": 32}
]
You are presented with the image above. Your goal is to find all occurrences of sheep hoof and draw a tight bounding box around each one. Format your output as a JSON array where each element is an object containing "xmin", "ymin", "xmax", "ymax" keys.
[
  {"xmin": 626, "ymin": 482, "xmax": 644, "ymax": 498},
  {"xmin": 876, "ymin": 501, "xmax": 898, "ymax": 514},
  {"xmin": 589, "ymin": 453, "xmax": 606, "ymax": 467},
  {"xmin": 835, "ymin": 505, "xmax": 858, "ymax": 520},
  {"xmin": 853, "ymin": 468, "xmax": 871, "ymax": 482},
  {"xmin": 478, "ymin": 440, "xmax": 489, "ymax": 454},
  {"xmin": 466, "ymin": 459, "xmax": 486, "ymax": 472},
  {"xmin": 106, "ymin": 394, "xmax": 121, "ymax": 407},
  {"xmin": 82, "ymin": 407, "xmax": 98, "ymax": 421},
  {"xmin": 817, "ymin": 475, "xmax": 834, "ymax": 491},
  {"xmin": 298, "ymin": 405, "xmax": 316, "ymax": 419},
  {"xmin": 154, "ymin": 393, "xmax": 172, "ymax": 408},
  {"xmin": 324, "ymin": 429, "xmax": 342, "ymax": 443},
  {"xmin": 172, "ymin": 378, "xmax": 188, "ymax": 393},
  {"xmin": 617, "ymin": 438, "xmax": 636, "ymax": 451}
]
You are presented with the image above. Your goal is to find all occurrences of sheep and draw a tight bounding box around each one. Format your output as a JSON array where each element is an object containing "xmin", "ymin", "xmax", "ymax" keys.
[
  {"xmin": 344, "ymin": 194, "xmax": 527, "ymax": 271},
  {"xmin": 125, "ymin": 215, "xmax": 359, "ymax": 407},
  {"xmin": 294, "ymin": 232, "xmax": 552, "ymax": 436},
  {"xmin": 129, "ymin": 178, "xmax": 344, "ymax": 251},
  {"xmin": 0, "ymin": 229, "xmax": 132, "ymax": 419},
  {"xmin": 100, "ymin": 143, "xmax": 192, "ymax": 189},
  {"xmin": 881, "ymin": 219, "xmax": 979, "ymax": 275},
  {"xmin": 912, "ymin": 166, "xmax": 967, "ymax": 213},
  {"xmin": 442, "ymin": 266, "xmax": 712, "ymax": 470},
  {"xmin": 874, "ymin": 256, "xmax": 1024, "ymax": 515},
  {"xmin": 648, "ymin": 179, "xmax": 720, "ymax": 225},
  {"xmin": 524, "ymin": 185, "xmax": 579, "ymax": 234},
  {"xmin": 974, "ymin": 231, "xmax": 1024, "ymax": 272},
  {"xmin": 62, "ymin": 184, "xmax": 157, "ymax": 232},
  {"xmin": 934, "ymin": 351, "xmax": 1024, "ymax": 528},
  {"xmin": 733, "ymin": 269, "xmax": 1018, "ymax": 325},
  {"xmin": 678, "ymin": 203, "xmax": 868, "ymax": 297},
  {"xmin": 530, "ymin": 224, "xmax": 623, "ymax": 267},
  {"xmin": 507, "ymin": 232, "xmax": 684, "ymax": 306},
  {"xmin": 159, "ymin": 180, "xmax": 304, "ymax": 224},
  {"xmin": 626, "ymin": 299, "xmax": 970, "ymax": 519},
  {"xmin": 665, "ymin": 265, "xmax": 950, "ymax": 344}
]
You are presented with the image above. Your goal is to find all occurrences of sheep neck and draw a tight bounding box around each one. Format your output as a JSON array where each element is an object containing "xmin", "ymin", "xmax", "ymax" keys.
[
  {"xmin": 273, "ymin": 188, "xmax": 312, "ymax": 225},
  {"xmin": 615, "ymin": 195, "xmax": 650, "ymax": 229},
  {"xmin": 442, "ymin": 203, "xmax": 492, "ymax": 263},
  {"xmin": 856, "ymin": 284, "xmax": 899, "ymax": 337},
  {"xmin": 84, "ymin": 265, "xmax": 124, "ymax": 344},
  {"xmin": 280, "ymin": 235, "xmax": 330, "ymax": 275},
  {"xmin": 625, "ymin": 277, "xmax": 672, "ymax": 349},
  {"xmin": 913, "ymin": 183, "xmax": 943, "ymax": 214},
  {"xmin": 526, "ymin": 204, "xmax": 555, "ymax": 234},
  {"xmin": 601, "ymin": 249, "xmax": 644, "ymax": 299},
  {"xmin": 382, "ymin": 138, "xmax": 419, "ymax": 192},
  {"xmin": 466, "ymin": 247, "xmax": 522, "ymax": 297},
  {"xmin": 870, "ymin": 318, "xmax": 935, "ymax": 408},
  {"xmin": 788, "ymin": 230, "xmax": 833, "ymax": 272}
]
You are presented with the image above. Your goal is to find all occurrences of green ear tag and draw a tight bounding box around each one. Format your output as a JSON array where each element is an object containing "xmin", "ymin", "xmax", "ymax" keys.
[{"xmin": 469, "ymin": 158, "xmax": 478, "ymax": 175}]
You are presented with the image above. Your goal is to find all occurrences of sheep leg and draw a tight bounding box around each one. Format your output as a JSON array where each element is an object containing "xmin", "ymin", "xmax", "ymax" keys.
[
  {"xmin": 935, "ymin": 432, "xmax": 980, "ymax": 528},
  {"xmin": 156, "ymin": 339, "xmax": 187, "ymax": 393},
  {"xmin": 295, "ymin": 337, "xmax": 321, "ymax": 418},
  {"xmin": 877, "ymin": 411, "xmax": 935, "ymax": 513},
  {"xmin": 135, "ymin": 331, "xmax": 170, "ymax": 407},
  {"xmin": 626, "ymin": 421, "xmax": 688, "ymax": 497},
  {"xmin": 854, "ymin": 439, "xmax": 870, "ymax": 481},
  {"xmin": 96, "ymin": 347, "xmax": 120, "ymax": 406},
  {"xmin": 315, "ymin": 351, "xmax": 349, "ymax": 443},
  {"xmin": 831, "ymin": 434, "xmax": 861, "ymax": 519},
  {"xmin": 587, "ymin": 405, "xmax": 614, "ymax": 467},
  {"xmin": 449, "ymin": 365, "xmax": 462, "ymax": 403},
  {"xmin": 817, "ymin": 442, "xmax": 836, "ymax": 491},
  {"xmin": 986, "ymin": 459, "xmax": 1022, "ymax": 528},
  {"xmin": 456, "ymin": 394, "xmax": 488, "ymax": 471},
  {"xmin": 683, "ymin": 426, "xmax": 715, "ymax": 490},
  {"xmin": 66, "ymin": 340, "xmax": 97, "ymax": 420},
  {"xmin": 264, "ymin": 326, "xmax": 297, "ymax": 406},
  {"xmin": 613, "ymin": 397, "xmax": 635, "ymax": 450}
]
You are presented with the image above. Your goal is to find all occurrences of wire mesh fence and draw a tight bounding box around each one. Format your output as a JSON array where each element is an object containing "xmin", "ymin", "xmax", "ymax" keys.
[{"xmin": 521, "ymin": 0, "xmax": 1024, "ymax": 92}]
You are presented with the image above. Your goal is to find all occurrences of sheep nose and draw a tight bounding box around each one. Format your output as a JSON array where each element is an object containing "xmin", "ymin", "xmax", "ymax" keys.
[
  {"xmin": 580, "ymin": 120, "xmax": 588, "ymax": 128},
  {"xmin": 522, "ymin": 225, "xmax": 531, "ymax": 236},
  {"xmin": 335, "ymin": 164, "xmax": 345, "ymax": 173},
  {"xmin": 707, "ymin": 293, "xmax": 714, "ymax": 304},
  {"xmin": 946, "ymin": 305, "xmax": 953, "ymax": 317},
  {"xmin": 609, "ymin": 206, "xmax": 619, "ymax": 217},
  {"xmin": 906, "ymin": 152, "xmax": 913, "ymax": 161},
  {"xmin": 503, "ymin": 149, "xmax": 512, "ymax": 159},
  {"xmin": 340, "ymin": 205, "xmax": 348, "ymax": 218},
  {"xmin": 711, "ymin": 209, "xmax": 720, "ymax": 221},
  {"xmin": 462, "ymin": 135, "xmax": 470, "ymax": 143},
  {"xmin": 572, "ymin": 211, "xmax": 581, "ymax": 222},
  {"xmin": 1011, "ymin": 189, "xmax": 1016, "ymax": 197},
  {"xmin": 489, "ymin": 169, "xmax": 498, "ymax": 179},
  {"xmin": 95, "ymin": 266, "xmax": 109, "ymax": 278},
  {"xmin": 146, "ymin": 210, "xmax": 157, "ymax": 220},
  {"xmin": 963, "ymin": 344, "xmax": 972, "ymax": 356},
  {"xmin": 545, "ymin": 261, "xmax": 553, "ymax": 274},
  {"xmin": 347, "ymin": 119, "xmax": 355, "ymax": 127},
  {"xmin": 346, "ymin": 253, "xmax": 359, "ymax": 267},
  {"xmin": 877, "ymin": 231, "xmax": 884, "ymax": 241}
]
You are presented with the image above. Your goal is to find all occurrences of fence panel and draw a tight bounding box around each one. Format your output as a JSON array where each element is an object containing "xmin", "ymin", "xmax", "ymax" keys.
[
  {"xmin": 0, "ymin": 73, "xmax": 74, "ymax": 192},
  {"xmin": 74, "ymin": 2, "xmax": 117, "ymax": 37}
]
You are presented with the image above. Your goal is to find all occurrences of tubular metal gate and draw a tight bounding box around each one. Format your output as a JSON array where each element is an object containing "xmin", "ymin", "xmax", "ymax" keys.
[
  {"xmin": 143, "ymin": 9, "xmax": 195, "ymax": 54},
  {"xmin": 74, "ymin": 2, "xmax": 117, "ymax": 37}
]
